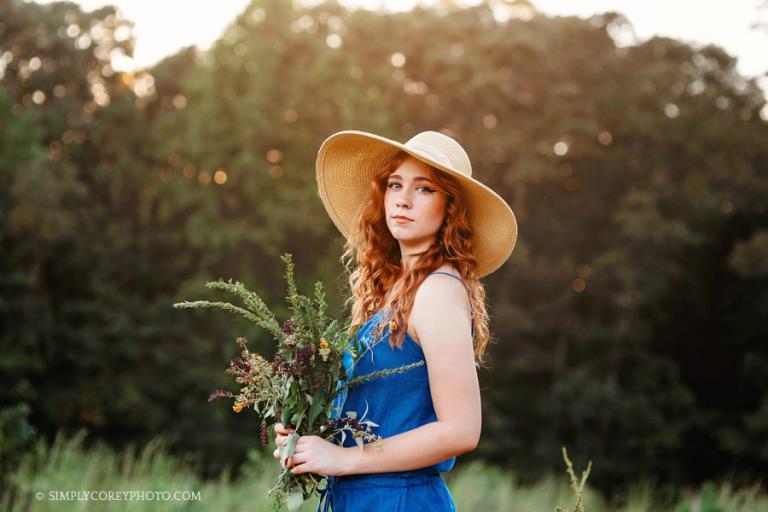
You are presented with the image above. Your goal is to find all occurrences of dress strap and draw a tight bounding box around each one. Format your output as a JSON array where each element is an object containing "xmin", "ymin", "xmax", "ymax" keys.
[
  {"xmin": 428, "ymin": 272, "xmax": 476, "ymax": 338},
  {"xmin": 316, "ymin": 477, "xmax": 334, "ymax": 512}
]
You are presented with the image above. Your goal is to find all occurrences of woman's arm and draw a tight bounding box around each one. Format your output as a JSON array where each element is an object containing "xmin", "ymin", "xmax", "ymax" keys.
[{"xmin": 342, "ymin": 274, "xmax": 481, "ymax": 475}]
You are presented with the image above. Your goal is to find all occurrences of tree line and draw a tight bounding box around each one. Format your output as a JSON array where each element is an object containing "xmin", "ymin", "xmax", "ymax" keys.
[{"xmin": 1, "ymin": 0, "xmax": 767, "ymax": 495}]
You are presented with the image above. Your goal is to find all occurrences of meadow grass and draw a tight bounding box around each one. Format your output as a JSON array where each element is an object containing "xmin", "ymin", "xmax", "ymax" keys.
[{"xmin": 1, "ymin": 431, "xmax": 766, "ymax": 511}]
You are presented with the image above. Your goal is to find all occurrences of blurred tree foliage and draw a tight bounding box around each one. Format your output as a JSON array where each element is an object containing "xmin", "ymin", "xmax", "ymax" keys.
[{"xmin": 1, "ymin": 0, "xmax": 767, "ymax": 495}]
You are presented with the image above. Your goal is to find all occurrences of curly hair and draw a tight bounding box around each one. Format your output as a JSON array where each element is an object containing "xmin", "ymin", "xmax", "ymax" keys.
[{"xmin": 341, "ymin": 150, "xmax": 493, "ymax": 368}]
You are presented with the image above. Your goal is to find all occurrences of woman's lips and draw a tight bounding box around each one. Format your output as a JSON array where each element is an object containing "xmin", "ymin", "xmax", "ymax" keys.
[{"xmin": 393, "ymin": 216, "xmax": 413, "ymax": 223}]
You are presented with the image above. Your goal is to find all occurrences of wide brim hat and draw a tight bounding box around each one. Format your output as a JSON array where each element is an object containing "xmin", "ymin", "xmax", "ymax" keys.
[{"xmin": 315, "ymin": 130, "xmax": 518, "ymax": 278}]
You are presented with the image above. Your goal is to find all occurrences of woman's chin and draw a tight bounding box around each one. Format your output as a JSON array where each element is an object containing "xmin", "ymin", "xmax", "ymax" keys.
[{"xmin": 390, "ymin": 229, "xmax": 415, "ymax": 240}]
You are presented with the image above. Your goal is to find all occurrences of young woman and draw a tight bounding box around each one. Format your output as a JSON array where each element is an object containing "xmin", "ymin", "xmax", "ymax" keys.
[{"xmin": 272, "ymin": 130, "xmax": 517, "ymax": 511}]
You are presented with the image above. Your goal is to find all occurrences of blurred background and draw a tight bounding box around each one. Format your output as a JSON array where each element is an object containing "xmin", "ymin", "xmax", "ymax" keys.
[{"xmin": 1, "ymin": 0, "xmax": 767, "ymax": 510}]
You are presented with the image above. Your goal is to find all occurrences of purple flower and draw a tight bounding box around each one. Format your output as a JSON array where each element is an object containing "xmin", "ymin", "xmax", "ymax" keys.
[
  {"xmin": 273, "ymin": 354, "xmax": 290, "ymax": 376},
  {"xmin": 230, "ymin": 356, "xmax": 250, "ymax": 372},
  {"xmin": 208, "ymin": 389, "xmax": 234, "ymax": 403}
]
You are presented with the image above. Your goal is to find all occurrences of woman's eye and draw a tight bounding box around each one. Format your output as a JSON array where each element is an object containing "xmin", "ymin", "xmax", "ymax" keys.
[{"xmin": 387, "ymin": 183, "xmax": 434, "ymax": 194}]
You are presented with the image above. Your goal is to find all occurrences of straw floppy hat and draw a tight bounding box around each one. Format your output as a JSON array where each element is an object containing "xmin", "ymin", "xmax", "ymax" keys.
[{"xmin": 315, "ymin": 130, "xmax": 518, "ymax": 278}]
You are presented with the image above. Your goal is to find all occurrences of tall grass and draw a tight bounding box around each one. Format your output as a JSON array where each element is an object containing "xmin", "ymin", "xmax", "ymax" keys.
[
  {"xmin": 1, "ymin": 431, "xmax": 766, "ymax": 511},
  {"xmin": 1, "ymin": 430, "xmax": 281, "ymax": 512}
]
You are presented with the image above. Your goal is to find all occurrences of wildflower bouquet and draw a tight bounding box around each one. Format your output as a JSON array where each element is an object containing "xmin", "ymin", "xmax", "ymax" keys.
[{"xmin": 173, "ymin": 253, "xmax": 424, "ymax": 511}]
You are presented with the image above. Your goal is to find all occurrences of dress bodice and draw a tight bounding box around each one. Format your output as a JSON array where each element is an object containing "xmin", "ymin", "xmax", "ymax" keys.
[{"xmin": 330, "ymin": 306, "xmax": 469, "ymax": 474}]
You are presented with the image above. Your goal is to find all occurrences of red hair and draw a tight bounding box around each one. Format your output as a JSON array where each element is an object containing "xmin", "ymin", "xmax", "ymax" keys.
[{"xmin": 341, "ymin": 151, "xmax": 493, "ymax": 367}]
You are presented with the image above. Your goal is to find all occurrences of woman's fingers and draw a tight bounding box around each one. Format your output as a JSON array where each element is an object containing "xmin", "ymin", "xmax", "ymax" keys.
[
  {"xmin": 274, "ymin": 426, "xmax": 295, "ymax": 450},
  {"xmin": 275, "ymin": 433, "xmax": 296, "ymax": 446},
  {"xmin": 274, "ymin": 423, "xmax": 295, "ymax": 435},
  {"xmin": 273, "ymin": 425, "xmax": 299, "ymax": 466},
  {"xmin": 285, "ymin": 452, "xmax": 303, "ymax": 467}
]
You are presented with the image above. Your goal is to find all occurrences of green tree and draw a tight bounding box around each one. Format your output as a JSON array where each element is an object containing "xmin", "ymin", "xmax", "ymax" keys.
[{"xmin": 2, "ymin": 0, "xmax": 767, "ymax": 496}]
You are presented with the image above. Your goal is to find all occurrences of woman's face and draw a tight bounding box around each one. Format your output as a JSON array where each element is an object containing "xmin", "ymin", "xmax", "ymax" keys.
[{"xmin": 384, "ymin": 156, "xmax": 448, "ymax": 255}]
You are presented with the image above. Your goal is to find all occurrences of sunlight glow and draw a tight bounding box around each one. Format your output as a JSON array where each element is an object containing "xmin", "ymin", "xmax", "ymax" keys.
[{"xmin": 29, "ymin": 0, "xmax": 767, "ymax": 100}]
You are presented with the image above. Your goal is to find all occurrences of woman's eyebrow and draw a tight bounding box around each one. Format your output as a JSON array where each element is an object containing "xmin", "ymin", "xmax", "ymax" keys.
[{"xmin": 388, "ymin": 174, "xmax": 434, "ymax": 183}]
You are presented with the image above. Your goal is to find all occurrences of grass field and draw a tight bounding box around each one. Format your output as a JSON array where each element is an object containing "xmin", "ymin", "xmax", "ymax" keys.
[{"xmin": 1, "ymin": 431, "xmax": 765, "ymax": 511}]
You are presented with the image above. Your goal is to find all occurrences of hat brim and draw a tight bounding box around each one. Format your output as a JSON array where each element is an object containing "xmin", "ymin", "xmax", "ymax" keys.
[{"xmin": 316, "ymin": 130, "xmax": 517, "ymax": 278}]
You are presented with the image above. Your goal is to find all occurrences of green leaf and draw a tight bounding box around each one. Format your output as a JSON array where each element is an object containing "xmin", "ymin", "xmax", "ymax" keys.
[
  {"xmin": 294, "ymin": 409, "xmax": 306, "ymax": 431},
  {"xmin": 285, "ymin": 490, "xmax": 304, "ymax": 511},
  {"xmin": 281, "ymin": 407, "xmax": 290, "ymax": 426},
  {"xmin": 308, "ymin": 393, "xmax": 324, "ymax": 426},
  {"xmin": 279, "ymin": 432, "xmax": 300, "ymax": 468}
]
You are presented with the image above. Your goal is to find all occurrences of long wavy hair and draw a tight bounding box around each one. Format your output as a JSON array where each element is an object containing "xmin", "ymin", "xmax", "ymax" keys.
[{"xmin": 341, "ymin": 150, "xmax": 493, "ymax": 367}]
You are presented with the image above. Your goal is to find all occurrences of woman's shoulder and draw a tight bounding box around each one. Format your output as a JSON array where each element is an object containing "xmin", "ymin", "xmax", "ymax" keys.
[
  {"xmin": 409, "ymin": 266, "xmax": 472, "ymax": 344},
  {"xmin": 415, "ymin": 265, "xmax": 469, "ymax": 309}
]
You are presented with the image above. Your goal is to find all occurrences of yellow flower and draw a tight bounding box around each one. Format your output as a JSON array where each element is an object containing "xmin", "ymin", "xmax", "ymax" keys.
[
  {"xmin": 389, "ymin": 319, "xmax": 398, "ymax": 331},
  {"xmin": 233, "ymin": 402, "xmax": 244, "ymax": 413},
  {"xmin": 318, "ymin": 338, "xmax": 331, "ymax": 361}
]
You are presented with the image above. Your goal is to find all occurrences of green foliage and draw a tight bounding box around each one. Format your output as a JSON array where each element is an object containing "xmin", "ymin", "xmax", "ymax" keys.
[
  {"xmin": 555, "ymin": 447, "xmax": 593, "ymax": 512},
  {"xmin": 1, "ymin": 0, "xmax": 767, "ymax": 498},
  {"xmin": 175, "ymin": 279, "xmax": 286, "ymax": 341},
  {"xmin": 4, "ymin": 432, "xmax": 768, "ymax": 511},
  {"xmin": 0, "ymin": 403, "xmax": 36, "ymax": 487},
  {"xmin": 341, "ymin": 359, "xmax": 425, "ymax": 390},
  {"xmin": 174, "ymin": 253, "xmax": 422, "ymax": 509}
]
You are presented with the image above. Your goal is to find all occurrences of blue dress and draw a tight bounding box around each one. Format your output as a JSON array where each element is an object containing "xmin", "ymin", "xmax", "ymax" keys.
[{"xmin": 316, "ymin": 272, "xmax": 475, "ymax": 512}]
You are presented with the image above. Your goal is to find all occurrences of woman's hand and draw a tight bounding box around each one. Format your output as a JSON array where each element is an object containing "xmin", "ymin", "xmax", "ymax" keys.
[
  {"xmin": 272, "ymin": 423, "xmax": 351, "ymax": 477},
  {"xmin": 273, "ymin": 422, "xmax": 295, "ymax": 457}
]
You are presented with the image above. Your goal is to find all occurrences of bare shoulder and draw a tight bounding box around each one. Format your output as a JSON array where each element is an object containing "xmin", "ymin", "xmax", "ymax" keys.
[
  {"xmin": 417, "ymin": 264, "xmax": 466, "ymax": 302},
  {"xmin": 410, "ymin": 266, "xmax": 472, "ymax": 344}
]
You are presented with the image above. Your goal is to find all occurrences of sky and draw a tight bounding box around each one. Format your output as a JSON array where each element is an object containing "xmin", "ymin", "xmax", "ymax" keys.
[{"xmin": 31, "ymin": 0, "xmax": 768, "ymax": 93}]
